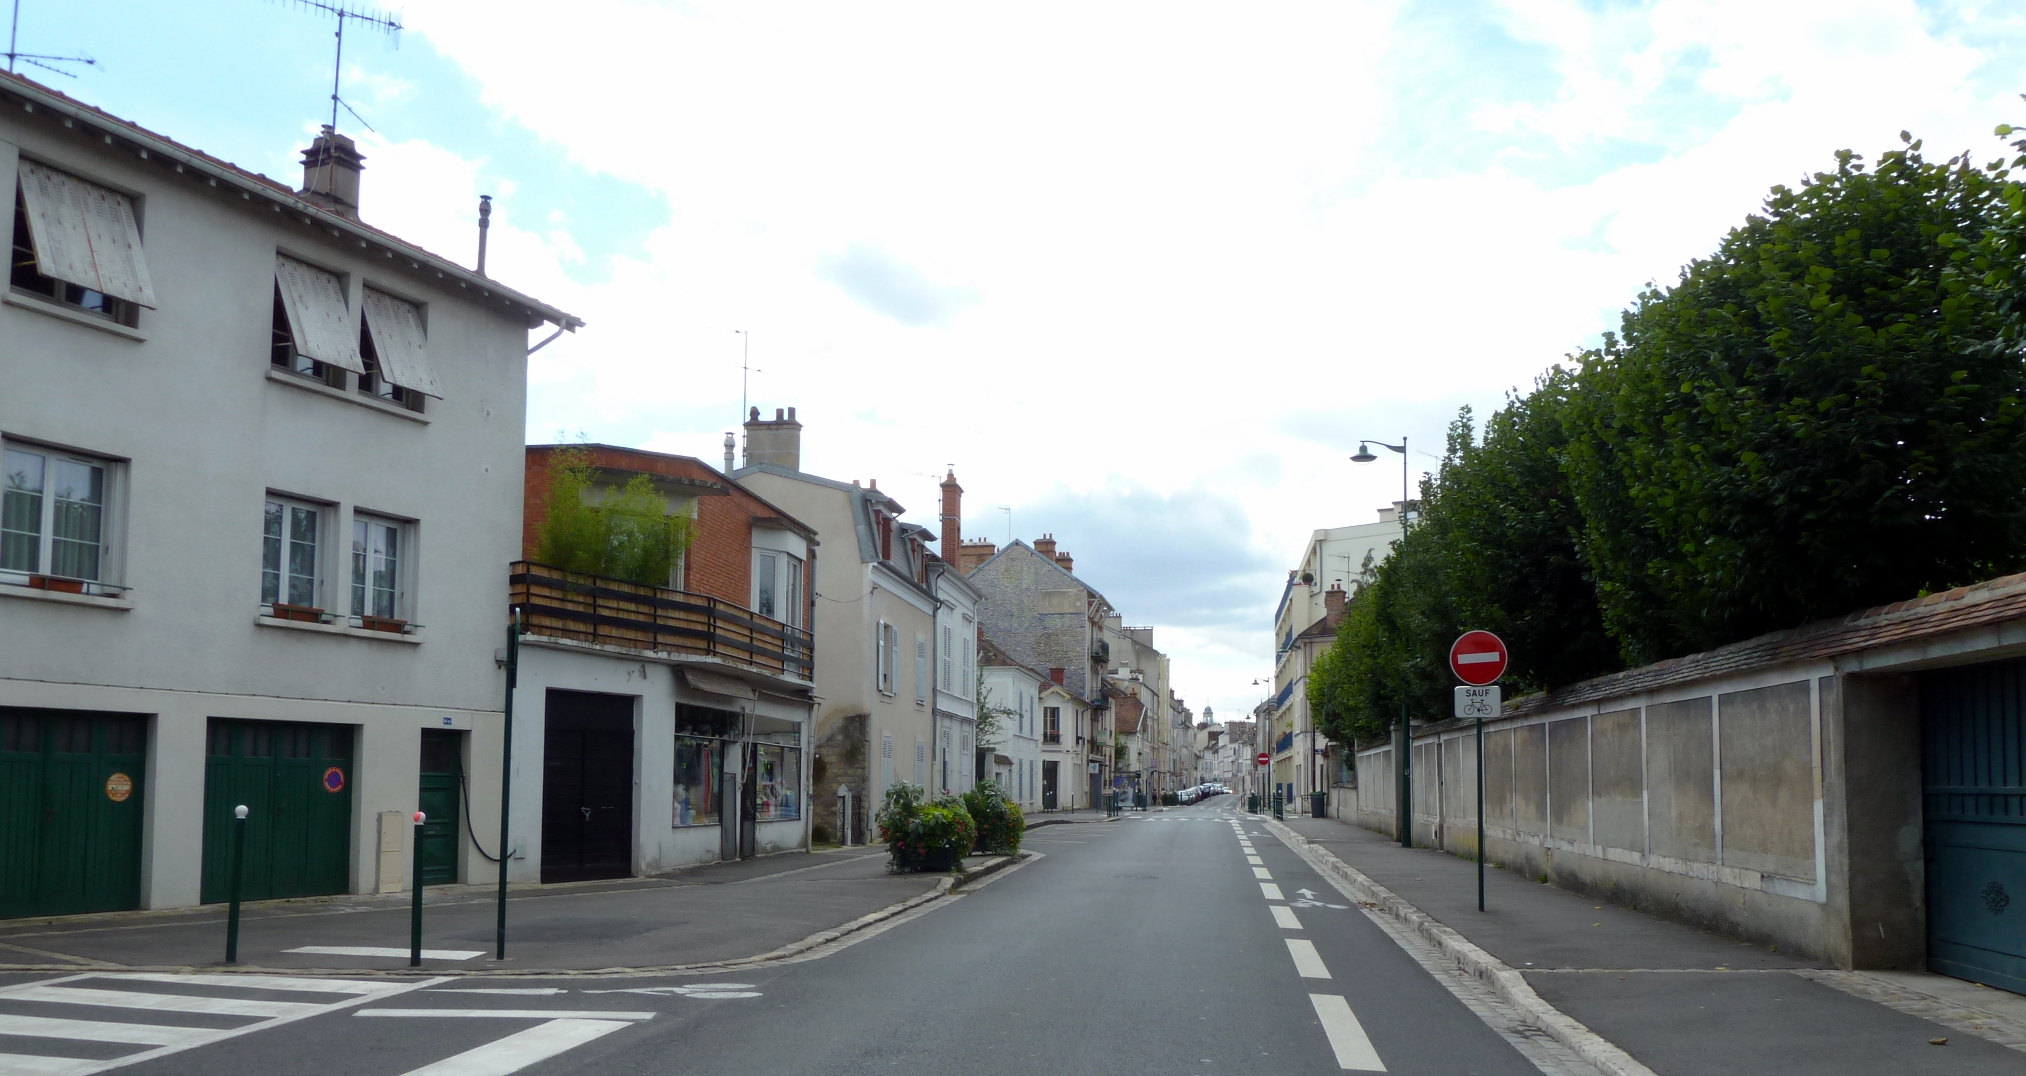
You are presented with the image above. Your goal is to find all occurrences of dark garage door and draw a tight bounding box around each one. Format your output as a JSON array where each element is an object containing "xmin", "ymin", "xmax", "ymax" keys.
[
  {"xmin": 0, "ymin": 708, "xmax": 147, "ymax": 919},
  {"xmin": 1921, "ymin": 660, "xmax": 2026, "ymax": 994},
  {"xmin": 201, "ymin": 719, "xmax": 354, "ymax": 904},
  {"xmin": 542, "ymin": 691, "xmax": 635, "ymax": 883}
]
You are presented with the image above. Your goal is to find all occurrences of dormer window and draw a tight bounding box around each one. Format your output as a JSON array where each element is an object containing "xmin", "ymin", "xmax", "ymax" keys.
[{"xmin": 12, "ymin": 161, "xmax": 154, "ymax": 327}]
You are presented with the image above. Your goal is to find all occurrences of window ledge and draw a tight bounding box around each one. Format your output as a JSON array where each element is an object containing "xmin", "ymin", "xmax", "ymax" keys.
[
  {"xmin": 4, "ymin": 289, "xmax": 146, "ymax": 341},
  {"xmin": 0, "ymin": 583, "xmax": 133, "ymax": 610},
  {"xmin": 257, "ymin": 614, "xmax": 422, "ymax": 643},
  {"xmin": 265, "ymin": 368, "xmax": 430, "ymax": 424}
]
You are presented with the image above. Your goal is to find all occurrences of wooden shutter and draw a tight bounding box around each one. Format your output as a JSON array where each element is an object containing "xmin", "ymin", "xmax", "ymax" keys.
[
  {"xmin": 275, "ymin": 255, "xmax": 364, "ymax": 372},
  {"xmin": 17, "ymin": 161, "xmax": 157, "ymax": 308},
  {"xmin": 363, "ymin": 288, "xmax": 441, "ymax": 396}
]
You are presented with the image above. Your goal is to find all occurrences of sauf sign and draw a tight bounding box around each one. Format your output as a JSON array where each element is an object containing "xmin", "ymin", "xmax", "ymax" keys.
[{"xmin": 1449, "ymin": 629, "xmax": 1507, "ymax": 912}]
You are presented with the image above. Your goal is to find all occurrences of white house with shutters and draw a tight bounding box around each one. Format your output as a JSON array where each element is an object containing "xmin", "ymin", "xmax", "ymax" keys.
[{"xmin": 0, "ymin": 71, "xmax": 578, "ymax": 919}]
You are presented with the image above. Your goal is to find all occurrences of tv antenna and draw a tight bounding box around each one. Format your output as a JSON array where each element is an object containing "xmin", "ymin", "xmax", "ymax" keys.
[
  {"xmin": 274, "ymin": 0, "xmax": 403, "ymax": 134},
  {"xmin": 734, "ymin": 330, "xmax": 762, "ymax": 426},
  {"xmin": 6, "ymin": 0, "xmax": 96, "ymax": 77}
]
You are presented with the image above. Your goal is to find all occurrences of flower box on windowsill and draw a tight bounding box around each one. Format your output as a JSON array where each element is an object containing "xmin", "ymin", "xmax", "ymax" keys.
[
  {"xmin": 28, "ymin": 575, "xmax": 86, "ymax": 594},
  {"xmin": 270, "ymin": 603, "xmax": 325, "ymax": 623},
  {"xmin": 360, "ymin": 615, "xmax": 407, "ymax": 634}
]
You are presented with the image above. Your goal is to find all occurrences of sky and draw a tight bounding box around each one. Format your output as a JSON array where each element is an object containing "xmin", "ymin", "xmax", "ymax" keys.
[{"xmin": 18, "ymin": 0, "xmax": 2026, "ymax": 721}]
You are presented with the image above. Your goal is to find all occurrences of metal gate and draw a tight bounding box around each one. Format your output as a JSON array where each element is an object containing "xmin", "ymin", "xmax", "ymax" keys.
[
  {"xmin": 201, "ymin": 719, "xmax": 354, "ymax": 904},
  {"xmin": 1921, "ymin": 660, "xmax": 2026, "ymax": 994},
  {"xmin": 0, "ymin": 708, "xmax": 146, "ymax": 919},
  {"xmin": 541, "ymin": 690, "xmax": 635, "ymax": 883}
]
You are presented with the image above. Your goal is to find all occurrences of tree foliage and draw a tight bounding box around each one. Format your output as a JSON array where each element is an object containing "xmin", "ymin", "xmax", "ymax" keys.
[
  {"xmin": 535, "ymin": 449, "xmax": 696, "ymax": 587},
  {"xmin": 1311, "ymin": 131, "xmax": 2026, "ymax": 740}
]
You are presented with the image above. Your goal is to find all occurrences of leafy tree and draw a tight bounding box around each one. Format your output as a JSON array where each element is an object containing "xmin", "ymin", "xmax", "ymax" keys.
[
  {"xmin": 1563, "ymin": 137, "xmax": 2026, "ymax": 661},
  {"xmin": 535, "ymin": 449, "xmax": 695, "ymax": 587}
]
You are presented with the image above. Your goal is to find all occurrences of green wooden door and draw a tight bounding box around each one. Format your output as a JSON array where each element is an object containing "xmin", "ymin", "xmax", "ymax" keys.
[
  {"xmin": 0, "ymin": 708, "xmax": 146, "ymax": 919},
  {"xmin": 418, "ymin": 730, "xmax": 461, "ymax": 885},
  {"xmin": 202, "ymin": 720, "xmax": 353, "ymax": 903},
  {"xmin": 1922, "ymin": 661, "xmax": 2026, "ymax": 994}
]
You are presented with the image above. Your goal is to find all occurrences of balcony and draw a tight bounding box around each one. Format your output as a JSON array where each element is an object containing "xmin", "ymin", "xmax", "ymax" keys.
[{"xmin": 509, "ymin": 561, "xmax": 813, "ymax": 683}]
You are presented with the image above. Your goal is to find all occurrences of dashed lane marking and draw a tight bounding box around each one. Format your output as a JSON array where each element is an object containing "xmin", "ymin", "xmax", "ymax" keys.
[
  {"xmin": 391, "ymin": 1017, "xmax": 635, "ymax": 1076},
  {"xmin": 1247, "ymin": 856, "xmax": 1265, "ymax": 865},
  {"xmin": 1271, "ymin": 906, "xmax": 1302, "ymax": 930},
  {"xmin": 357, "ymin": 1010, "xmax": 654, "ymax": 1020},
  {"xmin": 1261, "ymin": 883, "xmax": 1284, "ymax": 900},
  {"xmin": 287, "ymin": 946, "xmax": 485, "ymax": 960},
  {"xmin": 1310, "ymin": 994, "xmax": 1387, "ymax": 1071},
  {"xmin": 1253, "ymin": 867, "xmax": 1274, "ymax": 879},
  {"xmin": 1286, "ymin": 938, "xmax": 1332, "ymax": 979}
]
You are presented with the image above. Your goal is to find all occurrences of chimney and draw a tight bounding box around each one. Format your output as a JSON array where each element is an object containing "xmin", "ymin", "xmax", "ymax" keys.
[
  {"xmin": 1034, "ymin": 534, "xmax": 1057, "ymax": 558},
  {"xmin": 959, "ymin": 538, "xmax": 997, "ymax": 573},
  {"xmin": 939, "ymin": 469, "xmax": 963, "ymax": 566},
  {"xmin": 298, "ymin": 126, "xmax": 365, "ymax": 219},
  {"xmin": 722, "ymin": 432, "xmax": 736, "ymax": 473},
  {"xmin": 476, "ymin": 195, "xmax": 492, "ymax": 276},
  {"xmin": 1324, "ymin": 583, "xmax": 1347, "ymax": 627},
  {"xmin": 1054, "ymin": 551, "xmax": 1074, "ymax": 573},
  {"xmin": 743, "ymin": 406, "xmax": 802, "ymax": 471},
  {"xmin": 1049, "ymin": 667, "xmax": 1066, "ymax": 685}
]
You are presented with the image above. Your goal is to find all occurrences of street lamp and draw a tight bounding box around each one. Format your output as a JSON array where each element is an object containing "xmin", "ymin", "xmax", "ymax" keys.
[
  {"xmin": 1352, "ymin": 437, "xmax": 1413, "ymax": 845},
  {"xmin": 1350, "ymin": 437, "xmax": 1411, "ymax": 527}
]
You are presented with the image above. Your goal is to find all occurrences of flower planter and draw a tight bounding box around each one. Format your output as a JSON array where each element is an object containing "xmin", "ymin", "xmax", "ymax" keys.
[
  {"xmin": 360, "ymin": 615, "xmax": 407, "ymax": 634},
  {"xmin": 917, "ymin": 846, "xmax": 960, "ymax": 873},
  {"xmin": 28, "ymin": 575, "xmax": 85, "ymax": 593},
  {"xmin": 270, "ymin": 603, "xmax": 325, "ymax": 623}
]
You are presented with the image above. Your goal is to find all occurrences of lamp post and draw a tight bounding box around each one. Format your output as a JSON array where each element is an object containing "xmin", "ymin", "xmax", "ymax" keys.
[{"xmin": 1353, "ymin": 437, "xmax": 1413, "ymax": 846}]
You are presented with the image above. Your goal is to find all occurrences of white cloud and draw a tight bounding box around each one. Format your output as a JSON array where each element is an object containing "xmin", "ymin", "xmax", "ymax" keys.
[{"xmin": 347, "ymin": 0, "xmax": 2025, "ymax": 719}]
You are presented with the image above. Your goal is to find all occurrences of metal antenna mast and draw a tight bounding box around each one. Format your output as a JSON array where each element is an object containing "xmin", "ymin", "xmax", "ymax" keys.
[
  {"xmin": 274, "ymin": 0, "xmax": 402, "ymax": 134},
  {"xmin": 734, "ymin": 330, "xmax": 762, "ymax": 426},
  {"xmin": 6, "ymin": 0, "xmax": 95, "ymax": 77}
]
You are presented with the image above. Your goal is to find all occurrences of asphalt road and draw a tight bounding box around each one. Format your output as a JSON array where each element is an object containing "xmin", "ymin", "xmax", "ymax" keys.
[{"xmin": 0, "ymin": 803, "xmax": 1586, "ymax": 1076}]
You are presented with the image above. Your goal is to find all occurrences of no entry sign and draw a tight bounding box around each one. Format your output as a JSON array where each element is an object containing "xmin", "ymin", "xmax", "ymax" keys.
[
  {"xmin": 1256, "ymin": 751, "xmax": 1271, "ymax": 766},
  {"xmin": 1449, "ymin": 630, "xmax": 1508, "ymax": 685}
]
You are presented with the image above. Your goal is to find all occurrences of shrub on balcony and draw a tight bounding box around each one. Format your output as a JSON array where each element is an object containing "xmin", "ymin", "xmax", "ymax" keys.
[
  {"xmin": 961, "ymin": 780, "xmax": 1025, "ymax": 855},
  {"xmin": 875, "ymin": 782, "xmax": 976, "ymax": 872},
  {"xmin": 535, "ymin": 449, "xmax": 695, "ymax": 586}
]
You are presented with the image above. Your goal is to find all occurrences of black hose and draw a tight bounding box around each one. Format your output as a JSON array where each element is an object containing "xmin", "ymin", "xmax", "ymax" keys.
[{"xmin": 458, "ymin": 758, "xmax": 503, "ymax": 863}]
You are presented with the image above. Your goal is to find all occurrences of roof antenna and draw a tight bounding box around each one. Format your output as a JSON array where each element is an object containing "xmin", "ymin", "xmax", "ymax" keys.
[
  {"xmin": 6, "ymin": 0, "xmax": 96, "ymax": 77},
  {"xmin": 273, "ymin": 0, "xmax": 402, "ymax": 135}
]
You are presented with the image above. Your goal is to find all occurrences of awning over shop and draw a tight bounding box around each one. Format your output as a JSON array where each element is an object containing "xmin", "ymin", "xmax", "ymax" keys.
[{"xmin": 683, "ymin": 669, "xmax": 758, "ymax": 701}]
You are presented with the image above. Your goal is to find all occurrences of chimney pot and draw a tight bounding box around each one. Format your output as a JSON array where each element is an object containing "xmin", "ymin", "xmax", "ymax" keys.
[
  {"xmin": 1049, "ymin": 667, "xmax": 1066, "ymax": 685},
  {"xmin": 1033, "ymin": 536, "xmax": 1058, "ymax": 557},
  {"xmin": 298, "ymin": 126, "xmax": 366, "ymax": 219},
  {"xmin": 742, "ymin": 404, "xmax": 803, "ymax": 471},
  {"xmin": 775, "ymin": 408, "xmax": 784, "ymax": 420}
]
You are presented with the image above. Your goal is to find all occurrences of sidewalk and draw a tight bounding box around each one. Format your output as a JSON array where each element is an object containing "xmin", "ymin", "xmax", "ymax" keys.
[
  {"xmin": 0, "ymin": 847, "xmax": 949, "ymax": 976},
  {"xmin": 1270, "ymin": 811, "xmax": 2026, "ymax": 1076}
]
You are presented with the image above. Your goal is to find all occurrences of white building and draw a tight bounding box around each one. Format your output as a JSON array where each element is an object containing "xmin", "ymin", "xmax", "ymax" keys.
[
  {"xmin": 978, "ymin": 636, "xmax": 1046, "ymax": 812},
  {"xmin": 0, "ymin": 72, "xmax": 578, "ymax": 917}
]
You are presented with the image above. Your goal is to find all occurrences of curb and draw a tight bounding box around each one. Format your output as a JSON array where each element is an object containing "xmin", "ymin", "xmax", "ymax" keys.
[
  {"xmin": 0, "ymin": 876, "xmax": 959, "ymax": 981},
  {"xmin": 1263, "ymin": 817, "xmax": 1660, "ymax": 1076},
  {"xmin": 953, "ymin": 850, "xmax": 1036, "ymax": 887},
  {"xmin": 1024, "ymin": 816, "xmax": 1117, "ymax": 829}
]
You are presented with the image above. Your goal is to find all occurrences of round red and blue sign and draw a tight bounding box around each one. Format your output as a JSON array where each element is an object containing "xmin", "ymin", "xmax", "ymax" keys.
[{"xmin": 322, "ymin": 766, "xmax": 346, "ymax": 793}]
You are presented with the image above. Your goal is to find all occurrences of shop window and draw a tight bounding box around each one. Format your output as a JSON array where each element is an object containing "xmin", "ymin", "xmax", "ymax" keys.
[{"xmin": 754, "ymin": 741, "xmax": 800, "ymax": 821}]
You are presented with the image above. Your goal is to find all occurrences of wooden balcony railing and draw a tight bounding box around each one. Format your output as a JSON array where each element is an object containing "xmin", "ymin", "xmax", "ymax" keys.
[{"xmin": 509, "ymin": 561, "xmax": 813, "ymax": 682}]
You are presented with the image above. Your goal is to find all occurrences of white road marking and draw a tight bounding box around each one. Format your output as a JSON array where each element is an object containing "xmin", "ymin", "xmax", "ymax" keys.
[
  {"xmin": 1286, "ymin": 939, "xmax": 1332, "ymax": 979},
  {"xmin": 429, "ymin": 989, "xmax": 567, "ymax": 996},
  {"xmin": 358, "ymin": 1009, "xmax": 655, "ymax": 1020},
  {"xmin": 1253, "ymin": 867, "xmax": 1273, "ymax": 879},
  {"xmin": 0, "ymin": 973, "xmax": 444, "ymax": 1076},
  {"xmin": 0, "ymin": 1054, "xmax": 100, "ymax": 1076},
  {"xmin": 585, "ymin": 985, "xmax": 761, "ymax": 999},
  {"xmin": 393, "ymin": 1018, "xmax": 633, "ymax": 1076},
  {"xmin": 1246, "ymin": 855, "xmax": 1264, "ymax": 865},
  {"xmin": 1261, "ymin": 883, "xmax": 1284, "ymax": 900},
  {"xmin": 1271, "ymin": 906, "xmax": 1302, "ymax": 930},
  {"xmin": 286, "ymin": 946, "xmax": 484, "ymax": 960},
  {"xmin": 3, "ymin": 985, "xmax": 320, "ymax": 1018},
  {"xmin": 0, "ymin": 1014, "xmax": 217, "ymax": 1046},
  {"xmin": 116, "ymin": 973, "xmax": 384, "ymax": 994},
  {"xmin": 1309, "ymin": 994, "xmax": 1386, "ymax": 1070}
]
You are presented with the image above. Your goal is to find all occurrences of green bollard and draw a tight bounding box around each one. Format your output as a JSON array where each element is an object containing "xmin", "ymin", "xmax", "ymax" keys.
[
  {"xmin": 410, "ymin": 810, "xmax": 426, "ymax": 967},
  {"xmin": 1272, "ymin": 791, "xmax": 1284, "ymax": 821},
  {"xmin": 225, "ymin": 804, "xmax": 248, "ymax": 963}
]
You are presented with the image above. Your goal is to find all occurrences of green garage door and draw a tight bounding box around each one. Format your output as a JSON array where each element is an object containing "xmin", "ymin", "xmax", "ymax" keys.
[
  {"xmin": 1922, "ymin": 660, "xmax": 2026, "ymax": 994},
  {"xmin": 0, "ymin": 708, "xmax": 147, "ymax": 919},
  {"xmin": 201, "ymin": 719, "xmax": 354, "ymax": 904}
]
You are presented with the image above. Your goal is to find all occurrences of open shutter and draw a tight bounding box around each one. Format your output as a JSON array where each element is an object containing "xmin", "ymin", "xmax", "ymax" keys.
[
  {"xmin": 362, "ymin": 289, "xmax": 441, "ymax": 397},
  {"xmin": 274, "ymin": 255, "xmax": 364, "ymax": 373},
  {"xmin": 17, "ymin": 162, "xmax": 157, "ymax": 308},
  {"xmin": 78, "ymin": 181, "xmax": 157, "ymax": 307}
]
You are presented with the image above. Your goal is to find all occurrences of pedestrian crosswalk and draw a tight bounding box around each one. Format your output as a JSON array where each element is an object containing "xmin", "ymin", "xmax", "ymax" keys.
[{"xmin": 0, "ymin": 972, "xmax": 438, "ymax": 1076}]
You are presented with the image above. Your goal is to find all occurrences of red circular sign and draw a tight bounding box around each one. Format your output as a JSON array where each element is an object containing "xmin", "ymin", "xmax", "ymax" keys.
[
  {"xmin": 323, "ymin": 766, "xmax": 346, "ymax": 793},
  {"xmin": 1256, "ymin": 751, "xmax": 1271, "ymax": 766},
  {"xmin": 1449, "ymin": 631, "xmax": 1509, "ymax": 685}
]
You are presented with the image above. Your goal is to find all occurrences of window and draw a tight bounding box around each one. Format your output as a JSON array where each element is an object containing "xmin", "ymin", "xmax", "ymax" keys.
[
  {"xmin": 262, "ymin": 497, "xmax": 325, "ymax": 612},
  {"xmin": 361, "ymin": 288, "xmax": 439, "ymax": 401},
  {"xmin": 881, "ymin": 733, "xmax": 894, "ymax": 790},
  {"xmin": 939, "ymin": 625, "xmax": 953, "ymax": 690},
  {"xmin": 962, "ymin": 636, "xmax": 973, "ymax": 694},
  {"xmin": 782, "ymin": 553, "xmax": 802, "ymax": 628},
  {"xmin": 915, "ymin": 737, "xmax": 925, "ymax": 786},
  {"xmin": 2, "ymin": 444, "xmax": 113, "ymax": 585},
  {"xmin": 876, "ymin": 621, "xmax": 895, "ymax": 694},
  {"xmin": 12, "ymin": 161, "xmax": 153, "ymax": 325},
  {"xmin": 915, "ymin": 636, "xmax": 927, "ymax": 704},
  {"xmin": 755, "ymin": 552, "xmax": 778, "ymax": 619},
  {"xmin": 272, "ymin": 255, "xmax": 363, "ymax": 385},
  {"xmin": 754, "ymin": 741, "xmax": 801, "ymax": 821},
  {"xmin": 673, "ymin": 705, "xmax": 738, "ymax": 827},
  {"xmin": 356, "ymin": 315, "xmax": 424, "ymax": 412},
  {"xmin": 350, "ymin": 515, "xmax": 402, "ymax": 621}
]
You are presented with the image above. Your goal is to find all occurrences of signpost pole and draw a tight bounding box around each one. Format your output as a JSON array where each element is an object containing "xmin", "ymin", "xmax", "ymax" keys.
[
  {"xmin": 497, "ymin": 613, "xmax": 519, "ymax": 960},
  {"xmin": 1397, "ymin": 703, "xmax": 1410, "ymax": 848},
  {"xmin": 225, "ymin": 804, "xmax": 248, "ymax": 963},
  {"xmin": 1449, "ymin": 631, "xmax": 1509, "ymax": 914},
  {"xmin": 410, "ymin": 810, "xmax": 426, "ymax": 967},
  {"xmin": 1476, "ymin": 712, "xmax": 1485, "ymax": 912}
]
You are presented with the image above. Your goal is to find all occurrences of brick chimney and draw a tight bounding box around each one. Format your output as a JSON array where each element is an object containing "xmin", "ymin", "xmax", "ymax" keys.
[
  {"xmin": 1054, "ymin": 551, "xmax": 1074, "ymax": 573},
  {"xmin": 1049, "ymin": 667, "xmax": 1066, "ymax": 685},
  {"xmin": 1324, "ymin": 583, "xmax": 1347, "ymax": 628},
  {"xmin": 1034, "ymin": 534, "xmax": 1057, "ymax": 558},
  {"xmin": 958, "ymin": 538, "xmax": 997, "ymax": 573},
  {"xmin": 299, "ymin": 126, "xmax": 365, "ymax": 219},
  {"xmin": 743, "ymin": 406, "xmax": 802, "ymax": 471},
  {"xmin": 939, "ymin": 469, "xmax": 962, "ymax": 564}
]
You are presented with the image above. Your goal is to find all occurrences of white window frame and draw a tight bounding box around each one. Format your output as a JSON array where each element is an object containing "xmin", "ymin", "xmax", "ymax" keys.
[
  {"xmin": 939, "ymin": 624, "xmax": 953, "ymax": 691},
  {"xmin": 915, "ymin": 635, "xmax": 927, "ymax": 704},
  {"xmin": 876, "ymin": 620, "xmax": 895, "ymax": 695},
  {"xmin": 0, "ymin": 440, "xmax": 122, "ymax": 591},
  {"xmin": 262, "ymin": 494, "xmax": 330, "ymax": 615},
  {"xmin": 349, "ymin": 512, "xmax": 409, "ymax": 624},
  {"xmin": 780, "ymin": 552, "xmax": 802, "ymax": 628},
  {"xmin": 754, "ymin": 550, "xmax": 780, "ymax": 621}
]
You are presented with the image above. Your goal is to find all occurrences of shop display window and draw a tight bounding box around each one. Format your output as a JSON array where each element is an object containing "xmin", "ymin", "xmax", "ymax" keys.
[
  {"xmin": 755, "ymin": 743, "xmax": 801, "ymax": 821},
  {"xmin": 673, "ymin": 736, "xmax": 722, "ymax": 827}
]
